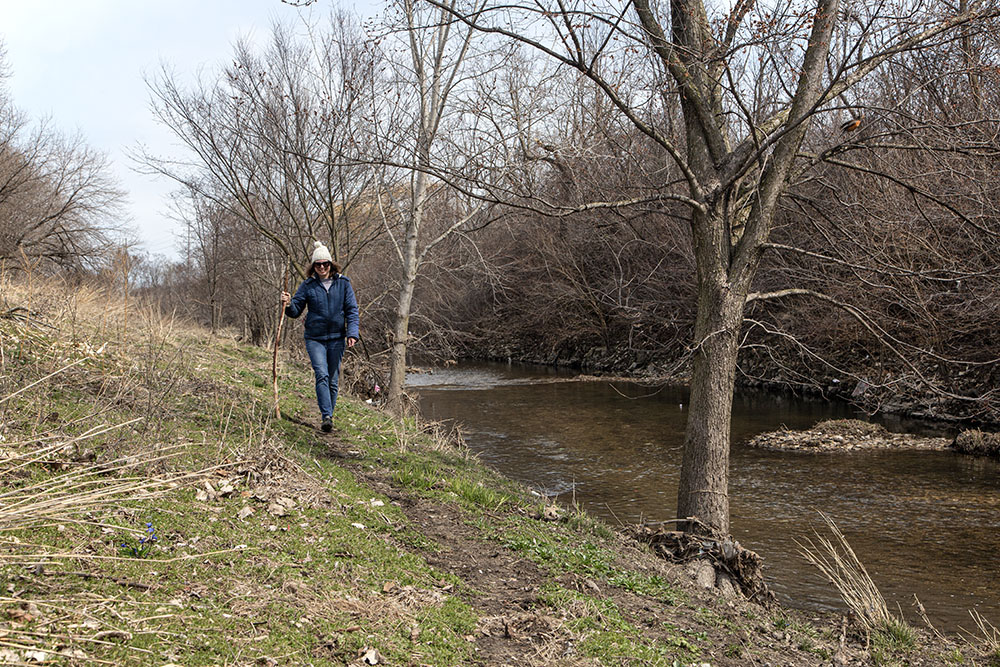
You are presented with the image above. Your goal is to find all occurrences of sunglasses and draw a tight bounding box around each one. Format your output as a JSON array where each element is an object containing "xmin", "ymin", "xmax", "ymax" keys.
[{"xmin": 314, "ymin": 261, "xmax": 332, "ymax": 268}]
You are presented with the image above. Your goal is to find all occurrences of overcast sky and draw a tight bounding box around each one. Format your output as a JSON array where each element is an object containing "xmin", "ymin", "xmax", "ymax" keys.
[{"xmin": 1, "ymin": 0, "xmax": 378, "ymax": 259}]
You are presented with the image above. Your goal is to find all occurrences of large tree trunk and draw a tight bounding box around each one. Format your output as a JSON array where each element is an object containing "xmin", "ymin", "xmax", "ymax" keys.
[
  {"xmin": 676, "ymin": 208, "xmax": 749, "ymax": 536},
  {"xmin": 676, "ymin": 286, "xmax": 745, "ymax": 536}
]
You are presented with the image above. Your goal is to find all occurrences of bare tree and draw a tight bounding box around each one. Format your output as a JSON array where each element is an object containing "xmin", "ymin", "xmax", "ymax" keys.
[
  {"xmin": 425, "ymin": 0, "xmax": 1000, "ymax": 536},
  {"xmin": 0, "ymin": 51, "xmax": 125, "ymax": 271},
  {"xmin": 370, "ymin": 0, "xmax": 509, "ymax": 412},
  {"xmin": 140, "ymin": 12, "xmax": 384, "ymax": 277},
  {"xmin": 172, "ymin": 185, "xmax": 249, "ymax": 333},
  {"xmin": 742, "ymin": 30, "xmax": 1000, "ymax": 419}
]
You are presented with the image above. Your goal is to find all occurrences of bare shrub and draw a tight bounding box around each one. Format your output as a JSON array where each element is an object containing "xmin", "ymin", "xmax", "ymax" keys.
[{"xmin": 952, "ymin": 430, "xmax": 1000, "ymax": 457}]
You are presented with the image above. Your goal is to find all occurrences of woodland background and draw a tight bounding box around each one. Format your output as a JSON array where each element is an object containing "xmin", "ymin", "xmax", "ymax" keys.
[{"xmin": 3, "ymin": 3, "xmax": 999, "ymax": 422}]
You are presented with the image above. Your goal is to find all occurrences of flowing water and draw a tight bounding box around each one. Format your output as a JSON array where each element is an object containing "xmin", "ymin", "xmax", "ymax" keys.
[{"xmin": 409, "ymin": 361, "xmax": 1000, "ymax": 631}]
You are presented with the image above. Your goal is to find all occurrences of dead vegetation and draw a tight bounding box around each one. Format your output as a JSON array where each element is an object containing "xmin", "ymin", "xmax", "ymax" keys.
[
  {"xmin": 952, "ymin": 429, "xmax": 1000, "ymax": 457},
  {"xmin": 746, "ymin": 418, "xmax": 951, "ymax": 452},
  {"xmin": 0, "ymin": 274, "xmax": 260, "ymax": 662},
  {"xmin": 4, "ymin": 274, "xmax": 1000, "ymax": 666},
  {"xmin": 797, "ymin": 514, "xmax": 900, "ymax": 634}
]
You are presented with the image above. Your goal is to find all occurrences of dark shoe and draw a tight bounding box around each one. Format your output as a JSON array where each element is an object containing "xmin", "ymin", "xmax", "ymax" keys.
[{"xmin": 321, "ymin": 417, "xmax": 333, "ymax": 433}]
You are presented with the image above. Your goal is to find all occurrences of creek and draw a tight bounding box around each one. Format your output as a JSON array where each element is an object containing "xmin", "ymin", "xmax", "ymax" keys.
[{"xmin": 409, "ymin": 361, "xmax": 1000, "ymax": 632}]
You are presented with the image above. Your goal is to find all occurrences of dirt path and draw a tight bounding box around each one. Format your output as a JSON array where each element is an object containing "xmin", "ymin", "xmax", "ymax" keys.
[{"xmin": 317, "ymin": 427, "xmax": 874, "ymax": 667}]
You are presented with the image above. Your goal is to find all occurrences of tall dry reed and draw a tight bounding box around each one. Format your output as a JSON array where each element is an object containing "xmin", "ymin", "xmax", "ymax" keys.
[{"xmin": 797, "ymin": 512, "xmax": 899, "ymax": 631}]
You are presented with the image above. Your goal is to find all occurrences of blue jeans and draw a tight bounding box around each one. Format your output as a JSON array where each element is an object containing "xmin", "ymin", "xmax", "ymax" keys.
[{"xmin": 305, "ymin": 338, "xmax": 346, "ymax": 419}]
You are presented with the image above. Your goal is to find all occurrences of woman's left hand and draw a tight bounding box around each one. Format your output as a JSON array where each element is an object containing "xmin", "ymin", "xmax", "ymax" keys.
[{"xmin": 347, "ymin": 337, "xmax": 357, "ymax": 348}]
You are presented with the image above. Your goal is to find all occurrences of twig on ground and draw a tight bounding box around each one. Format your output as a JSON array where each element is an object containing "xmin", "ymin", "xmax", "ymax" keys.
[{"xmin": 42, "ymin": 570, "xmax": 152, "ymax": 591}]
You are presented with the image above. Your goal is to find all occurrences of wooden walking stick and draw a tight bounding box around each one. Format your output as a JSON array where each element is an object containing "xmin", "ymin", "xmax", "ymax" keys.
[{"xmin": 272, "ymin": 267, "xmax": 289, "ymax": 419}]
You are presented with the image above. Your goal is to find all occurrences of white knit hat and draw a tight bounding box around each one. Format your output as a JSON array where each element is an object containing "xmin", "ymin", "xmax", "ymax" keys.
[{"xmin": 310, "ymin": 241, "xmax": 333, "ymax": 265}]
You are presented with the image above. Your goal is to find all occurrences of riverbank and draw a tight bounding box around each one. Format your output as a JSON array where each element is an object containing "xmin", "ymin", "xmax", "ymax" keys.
[
  {"xmin": 3, "ymin": 279, "xmax": 1000, "ymax": 665},
  {"xmin": 458, "ymin": 340, "xmax": 1000, "ymax": 428}
]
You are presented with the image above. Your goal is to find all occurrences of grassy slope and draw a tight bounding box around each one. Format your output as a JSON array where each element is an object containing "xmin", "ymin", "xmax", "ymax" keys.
[{"xmin": 1, "ymin": 278, "xmax": 996, "ymax": 667}]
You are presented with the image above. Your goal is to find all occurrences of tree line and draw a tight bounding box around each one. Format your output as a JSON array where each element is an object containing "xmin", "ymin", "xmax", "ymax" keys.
[
  {"xmin": 0, "ymin": 45, "xmax": 125, "ymax": 274},
  {"xmin": 148, "ymin": 0, "xmax": 1000, "ymax": 536},
  {"xmin": 8, "ymin": 0, "xmax": 997, "ymax": 538}
]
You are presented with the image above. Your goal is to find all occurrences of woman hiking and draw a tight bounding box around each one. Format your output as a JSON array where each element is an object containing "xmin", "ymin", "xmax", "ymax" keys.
[{"xmin": 281, "ymin": 241, "xmax": 360, "ymax": 432}]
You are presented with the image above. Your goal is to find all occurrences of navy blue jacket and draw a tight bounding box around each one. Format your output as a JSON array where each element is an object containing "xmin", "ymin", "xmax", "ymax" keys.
[{"xmin": 285, "ymin": 275, "xmax": 360, "ymax": 342}]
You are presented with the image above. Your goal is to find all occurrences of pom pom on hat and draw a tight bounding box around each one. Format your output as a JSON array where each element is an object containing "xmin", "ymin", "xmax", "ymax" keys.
[{"xmin": 311, "ymin": 241, "xmax": 333, "ymax": 265}]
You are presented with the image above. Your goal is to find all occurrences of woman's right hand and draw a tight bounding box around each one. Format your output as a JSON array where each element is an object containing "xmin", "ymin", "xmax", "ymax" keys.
[{"xmin": 280, "ymin": 291, "xmax": 291, "ymax": 305}]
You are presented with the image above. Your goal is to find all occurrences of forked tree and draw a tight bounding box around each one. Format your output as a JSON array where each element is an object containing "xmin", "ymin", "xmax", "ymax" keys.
[{"xmin": 425, "ymin": 0, "xmax": 1000, "ymax": 535}]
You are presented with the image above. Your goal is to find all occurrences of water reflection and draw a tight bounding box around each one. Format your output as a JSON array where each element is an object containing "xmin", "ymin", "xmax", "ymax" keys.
[{"xmin": 412, "ymin": 362, "xmax": 1000, "ymax": 631}]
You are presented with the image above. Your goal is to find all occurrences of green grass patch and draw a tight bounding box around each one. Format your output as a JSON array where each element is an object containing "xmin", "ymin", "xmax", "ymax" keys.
[
  {"xmin": 874, "ymin": 618, "xmax": 917, "ymax": 652},
  {"xmin": 392, "ymin": 457, "xmax": 444, "ymax": 491},
  {"xmin": 564, "ymin": 506, "xmax": 616, "ymax": 539},
  {"xmin": 870, "ymin": 617, "xmax": 918, "ymax": 665},
  {"xmin": 540, "ymin": 585, "xmax": 701, "ymax": 665},
  {"xmin": 447, "ymin": 474, "xmax": 520, "ymax": 512},
  {"xmin": 945, "ymin": 647, "xmax": 966, "ymax": 664},
  {"xmin": 498, "ymin": 518, "xmax": 681, "ymax": 605},
  {"xmin": 608, "ymin": 570, "xmax": 683, "ymax": 603}
]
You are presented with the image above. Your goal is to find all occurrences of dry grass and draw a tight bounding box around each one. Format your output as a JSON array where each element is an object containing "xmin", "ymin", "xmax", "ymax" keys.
[
  {"xmin": 964, "ymin": 609, "xmax": 1000, "ymax": 654},
  {"xmin": 0, "ymin": 593, "xmax": 173, "ymax": 664},
  {"xmin": 0, "ymin": 274, "xmax": 241, "ymax": 662},
  {"xmin": 797, "ymin": 512, "xmax": 899, "ymax": 632},
  {"xmin": 0, "ymin": 440, "xmax": 226, "ymax": 548},
  {"xmin": 1, "ymin": 275, "xmax": 228, "ymax": 547},
  {"xmin": 952, "ymin": 429, "xmax": 1000, "ymax": 457}
]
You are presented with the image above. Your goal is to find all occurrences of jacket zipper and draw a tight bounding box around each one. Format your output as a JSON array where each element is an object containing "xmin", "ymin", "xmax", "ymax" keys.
[{"xmin": 326, "ymin": 277, "xmax": 337, "ymax": 337}]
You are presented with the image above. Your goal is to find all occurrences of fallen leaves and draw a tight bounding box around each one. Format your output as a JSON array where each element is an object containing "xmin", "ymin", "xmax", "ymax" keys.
[
  {"xmin": 6, "ymin": 602, "xmax": 39, "ymax": 623},
  {"xmin": 335, "ymin": 624, "xmax": 362, "ymax": 633},
  {"xmin": 267, "ymin": 496, "xmax": 297, "ymax": 517},
  {"xmin": 195, "ymin": 478, "xmax": 239, "ymax": 502}
]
